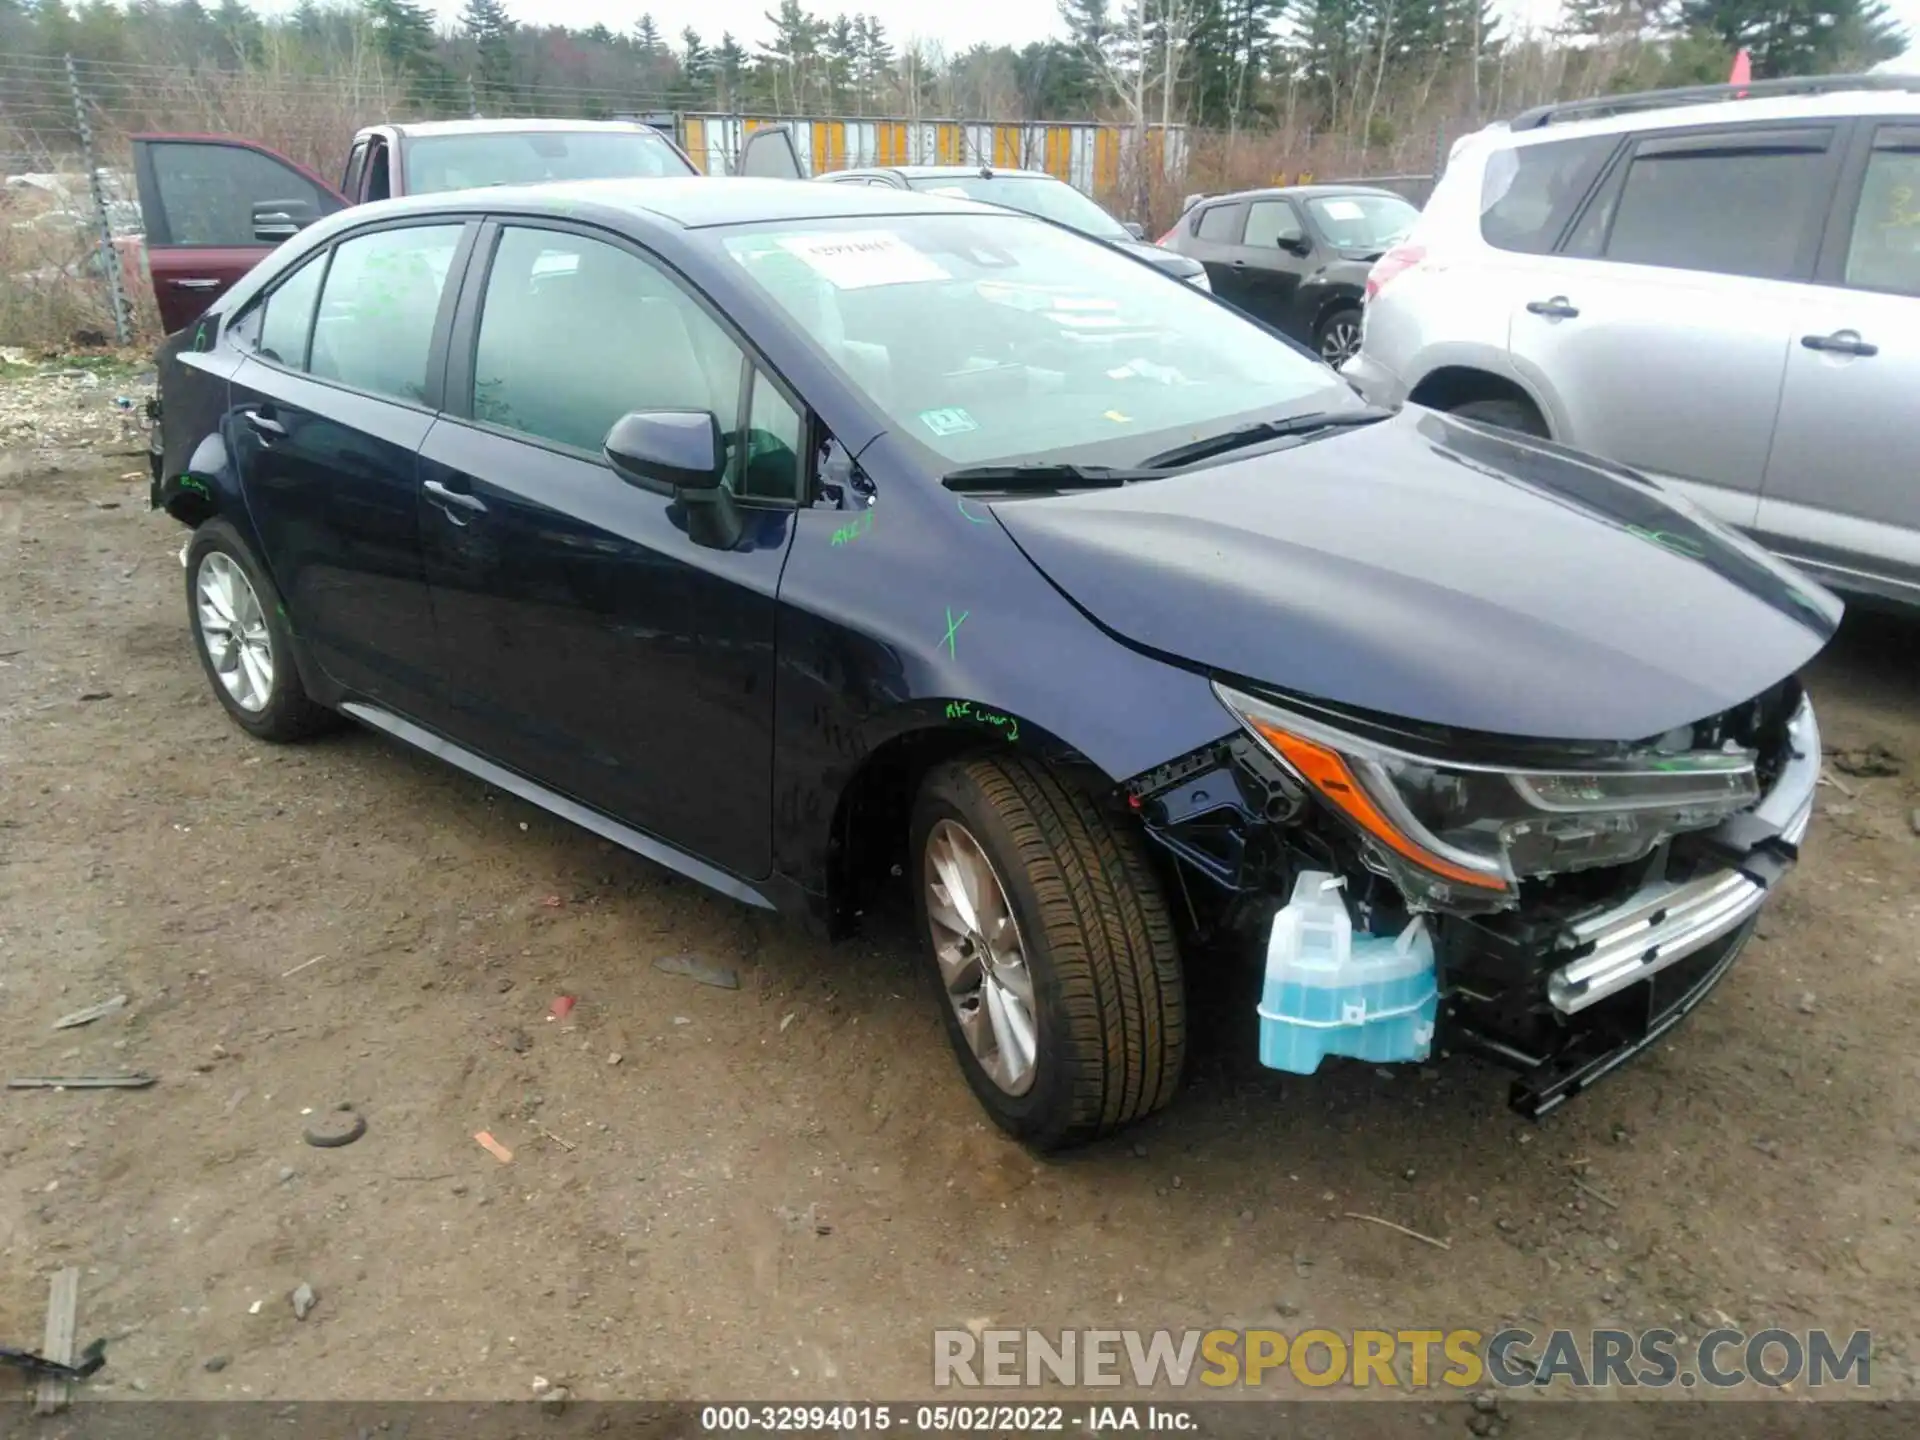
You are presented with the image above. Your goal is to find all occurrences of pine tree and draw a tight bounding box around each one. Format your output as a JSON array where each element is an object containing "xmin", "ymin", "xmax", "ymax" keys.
[
  {"xmin": 823, "ymin": 13, "xmax": 856, "ymax": 110},
  {"xmin": 762, "ymin": 0, "xmax": 821, "ymax": 113},
  {"xmin": 855, "ymin": 14, "xmax": 893, "ymax": 109},
  {"xmin": 634, "ymin": 11, "xmax": 662, "ymax": 54},
  {"xmin": 680, "ymin": 26, "xmax": 714, "ymax": 105},
  {"xmin": 460, "ymin": 0, "xmax": 512, "ymax": 97},
  {"xmin": 211, "ymin": 0, "xmax": 261, "ymax": 65},
  {"xmin": 363, "ymin": 0, "xmax": 437, "ymax": 75},
  {"xmin": 714, "ymin": 30, "xmax": 748, "ymax": 108},
  {"xmin": 1677, "ymin": 0, "xmax": 1903, "ymax": 76}
]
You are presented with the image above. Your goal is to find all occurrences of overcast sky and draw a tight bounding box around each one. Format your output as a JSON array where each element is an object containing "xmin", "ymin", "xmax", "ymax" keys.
[{"xmin": 258, "ymin": 0, "xmax": 1918, "ymax": 69}]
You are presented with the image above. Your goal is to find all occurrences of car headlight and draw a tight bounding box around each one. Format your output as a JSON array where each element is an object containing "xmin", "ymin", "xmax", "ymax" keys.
[
  {"xmin": 1214, "ymin": 682, "xmax": 1761, "ymax": 909},
  {"xmin": 1186, "ymin": 269, "xmax": 1211, "ymax": 292}
]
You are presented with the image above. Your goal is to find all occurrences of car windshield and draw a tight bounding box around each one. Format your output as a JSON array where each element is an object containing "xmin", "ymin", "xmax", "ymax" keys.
[
  {"xmin": 1306, "ymin": 193, "xmax": 1419, "ymax": 252},
  {"xmin": 906, "ymin": 175, "xmax": 1132, "ymax": 242},
  {"xmin": 404, "ymin": 130, "xmax": 693, "ymax": 193},
  {"xmin": 717, "ymin": 214, "xmax": 1352, "ymax": 471}
]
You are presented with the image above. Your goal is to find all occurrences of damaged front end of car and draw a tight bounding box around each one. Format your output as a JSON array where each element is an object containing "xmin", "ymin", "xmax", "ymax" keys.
[{"xmin": 1127, "ymin": 675, "xmax": 1819, "ymax": 1117}]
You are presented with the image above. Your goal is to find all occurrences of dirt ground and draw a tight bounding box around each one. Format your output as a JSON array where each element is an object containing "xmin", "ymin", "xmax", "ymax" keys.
[{"xmin": 2, "ymin": 372, "xmax": 1918, "ymax": 1410}]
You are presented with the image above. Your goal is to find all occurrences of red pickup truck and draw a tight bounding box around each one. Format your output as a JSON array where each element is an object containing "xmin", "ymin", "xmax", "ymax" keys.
[{"xmin": 130, "ymin": 117, "xmax": 705, "ymax": 331}]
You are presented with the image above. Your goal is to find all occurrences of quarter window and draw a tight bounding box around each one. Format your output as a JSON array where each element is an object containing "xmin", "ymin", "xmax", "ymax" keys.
[
  {"xmin": 1843, "ymin": 126, "xmax": 1920, "ymax": 298},
  {"xmin": 734, "ymin": 371, "xmax": 805, "ymax": 501},
  {"xmin": 251, "ymin": 252, "xmax": 326, "ymax": 368},
  {"xmin": 474, "ymin": 227, "xmax": 802, "ymax": 501},
  {"xmin": 308, "ymin": 224, "xmax": 463, "ymax": 404},
  {"xmin": 1480, "ymin": 134, "xmax": 1616, "ymax": 254}
]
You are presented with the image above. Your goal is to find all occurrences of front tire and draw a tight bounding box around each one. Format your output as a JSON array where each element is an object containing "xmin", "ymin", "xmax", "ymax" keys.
[
  {"xmin": 1316, "ymin": 306, "xmax": 1364, "ymax": 367},
  {"xmin": 1448, "ymin": 396, "xmax": 1548, "ymax": 437},
  {"xmin": 186, "ymin": 519, "xmax": 336, "ymax": 742},
  {"xmin": 910, "ymin": 756, "xmax": 1186, "ymax": 1151}
]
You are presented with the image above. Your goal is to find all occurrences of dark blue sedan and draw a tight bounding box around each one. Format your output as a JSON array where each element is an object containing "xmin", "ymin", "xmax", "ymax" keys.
[{"xmin": 150, "ymin": 178, "xmax": 1836, "ymax": 1148}]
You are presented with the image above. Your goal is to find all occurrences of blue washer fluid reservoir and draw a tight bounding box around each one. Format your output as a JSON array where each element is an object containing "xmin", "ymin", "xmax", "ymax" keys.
[{"xmin": 1257, "ymin": 870, "xmax": 1439, "ymax": 1074}]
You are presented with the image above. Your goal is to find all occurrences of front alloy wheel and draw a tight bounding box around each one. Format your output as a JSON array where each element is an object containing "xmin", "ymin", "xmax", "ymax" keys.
[
  {"xmin": 925, "ymin": 818, "xmax": 1040, "ymax": 1096},
  {"xmin": 911, "ymin": 755, "xmax": 1187, "ymax": 1150}
]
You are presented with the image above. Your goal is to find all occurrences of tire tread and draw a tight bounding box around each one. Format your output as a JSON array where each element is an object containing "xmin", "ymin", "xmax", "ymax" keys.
[{"xmin": 946, "ymin": 755, "xmax": 1185, "ymax": 1146}]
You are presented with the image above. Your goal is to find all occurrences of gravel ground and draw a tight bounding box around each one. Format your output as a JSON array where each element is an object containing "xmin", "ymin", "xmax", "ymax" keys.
[{"xmin": 2, "ymin": 372, "xmax": 1917, "ymax": 1412}]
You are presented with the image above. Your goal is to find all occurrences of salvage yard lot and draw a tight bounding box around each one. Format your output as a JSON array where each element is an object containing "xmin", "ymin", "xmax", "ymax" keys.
[{"xmin": 2, "ymin": 402, "xmax": 1919, "ymax": 1403}]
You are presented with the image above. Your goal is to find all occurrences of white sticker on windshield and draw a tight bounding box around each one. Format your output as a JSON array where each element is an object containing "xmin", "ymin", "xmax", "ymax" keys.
[
  {"xmin": 777, "ymin": 231, "xmax": 950, "ymax": 289},
  {"xmin": 925, "ymin": 186, "xmax": 970, "ymax": 198},
  {"xmin": 1320, "ymin": 199, "xmax": 1366, "ymax": 221}
]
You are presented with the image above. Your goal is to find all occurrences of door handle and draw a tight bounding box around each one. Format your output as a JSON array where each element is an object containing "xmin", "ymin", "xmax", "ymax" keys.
[
  {"xmin": 170, "ymin": 278, "xmax": 222, "ymax": 291},
  {"xmin": 423, "ymin": 479, "xmax": 487, "ymax": 516},
  {"xmin": 1800, "ymin": 330, "xmax": 1877, "ymax": 358},
  {"xmin": 1526, "ymin": 296, "xmax": 1579, "ymax": 319},
  {"xmin": 239, "ymin": 407, "xmax": 285, "ymax": 439}
]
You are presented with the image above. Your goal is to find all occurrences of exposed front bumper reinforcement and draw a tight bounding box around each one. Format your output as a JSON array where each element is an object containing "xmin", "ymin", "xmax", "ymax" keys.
[
  {"xmin": 1450, "ymin": 695, "xmax": 1820, "ymax": 1118},
  {"xmin": 1546, "ymin": 696, "xmax": 1818, "ymax": 1016}
]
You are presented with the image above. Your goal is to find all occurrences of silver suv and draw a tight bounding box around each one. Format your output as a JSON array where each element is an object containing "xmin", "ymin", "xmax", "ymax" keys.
[{"xmin": 1343, "ymin": 75, "xmax": 1920, "ymax": 610}]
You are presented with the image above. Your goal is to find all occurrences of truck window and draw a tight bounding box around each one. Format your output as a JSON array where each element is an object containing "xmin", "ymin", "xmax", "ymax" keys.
[
  {"xmin": 403, "ymin": 129, "xmax": 696, "ymax": 194},
  {"xmin": 366, "ymin": 139, "xmax": 391, "ymax": 202},
  {"xmin": 342, "ymin": 139, "xmax": 369, "ymax": 199}
]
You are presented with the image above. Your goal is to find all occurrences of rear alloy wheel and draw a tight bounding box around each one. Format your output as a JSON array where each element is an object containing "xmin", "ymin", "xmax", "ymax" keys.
[
  {"xmin": 186, "ymin": 519, "xmax": 336, "ymax": 742},
  {"xmin": 911, "ymin": 755, "xmax": 1186, "ymax": 1150},
  {"xmin": 1316, "ymin": 306, "xmax": 1364, "ymax": 367}
]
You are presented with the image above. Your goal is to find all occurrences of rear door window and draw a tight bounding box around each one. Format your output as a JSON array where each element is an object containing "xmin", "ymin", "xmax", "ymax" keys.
[
  {"xmin": 1195, "ymin": 202, "xmax": 1245, "ymax": 242},
  {"xmin": 1842, "ymin": 125, "xmax": 1920, "ymax": 297},
  {"xmin": 1590, "ymin": 127, "xmax": 1837, "ymax": 281},
  {"xmin": 1480, "ymin": 133, "xmax": 1616, "ymax": 254},
  {"xmin": 309, "ymin": 224, "xmax": 464, "ymax": 404}
]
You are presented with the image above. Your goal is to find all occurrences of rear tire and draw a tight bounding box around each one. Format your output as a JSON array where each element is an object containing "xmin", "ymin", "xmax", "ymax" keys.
[
  {"xmin": 186, "ymin": 519, "xmax": 337, "ymax": 742},
  {"xmin": 910, "ymin": 755, "xmax": 1186, "ymax": 1151},
  {"xmin": 1449, "ymin": 396, "xmax": 1548, "ymax": 437}
]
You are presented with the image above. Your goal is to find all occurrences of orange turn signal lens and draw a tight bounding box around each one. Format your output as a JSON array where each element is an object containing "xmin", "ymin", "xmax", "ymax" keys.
[{"xmin": 1249, "ymin": 719, "xmax": 1509, "ymax": 892}]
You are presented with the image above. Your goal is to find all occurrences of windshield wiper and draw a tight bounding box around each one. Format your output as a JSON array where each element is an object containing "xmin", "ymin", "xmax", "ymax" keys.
[
  {"xmin": 941, "ymin": 463, "xmax": 1153, "ymax": 494},
  {"xmin": 1139, "ymin": 406, "xmax": 1395, "ymax": 470}
]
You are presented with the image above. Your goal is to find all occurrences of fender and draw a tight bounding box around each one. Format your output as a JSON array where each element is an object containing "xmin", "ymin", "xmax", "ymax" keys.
[{"xmin": 768, "ymin": 429, "xmax": 1237, "ymax": 914}]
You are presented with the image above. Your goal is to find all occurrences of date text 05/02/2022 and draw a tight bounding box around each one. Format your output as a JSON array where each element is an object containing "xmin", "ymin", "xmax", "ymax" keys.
[{"xmin": 698, "ymin": 1403, "xmax": 1196, "ymax": 1432}]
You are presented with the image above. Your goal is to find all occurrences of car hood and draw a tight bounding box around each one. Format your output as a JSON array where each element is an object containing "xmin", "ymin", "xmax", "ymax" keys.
[
  {"xmin": 1111, "ymin": 238, "xmax": 1205, "ymax": 279},
  {"xmin": 988, "ymin": 409, "xmax": 1842, "ymax": 743}
]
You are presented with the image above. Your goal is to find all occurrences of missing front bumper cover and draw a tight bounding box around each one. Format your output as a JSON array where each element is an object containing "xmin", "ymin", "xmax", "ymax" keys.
[{"xmin": 1451, "ymin": 695, "xmax": 1819, "ymax": 1116}]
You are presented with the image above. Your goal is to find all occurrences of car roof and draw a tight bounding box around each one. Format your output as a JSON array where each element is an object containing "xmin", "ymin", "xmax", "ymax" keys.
[
  {"xmin": 1197, "ymin": 184, "xmax": 1410, "ymax": 203},
  {"xmin": 842, "ymin": 165, "xmax": 1056, "ymax": 181},
  {"xmin": 1476, "ymin": 79, "xmax": 1920, "ymax": 150},
  {"xmin": 372, "ymin": 175, "xmax": 1007, "ymax": 229},
  {"xmin": 379, "ymin": 118, "xmax": 669, "ymax": 140}
]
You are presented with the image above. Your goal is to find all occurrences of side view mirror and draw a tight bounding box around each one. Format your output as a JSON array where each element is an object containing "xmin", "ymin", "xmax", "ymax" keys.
[
  {"xmin": 1124, "ymin": 220, "xmax": 1147, "ymax": 240},
  {"xmin": 604, "ymin": 410, "xmax": 725, "ymax": 493},
  {"xmin": 252, "ymin": 199, "xmax": 316, "ymax": 243},
  {"xmin": 1279, "ymin": 234, "xmax": 1313, "ymax": 256}
]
